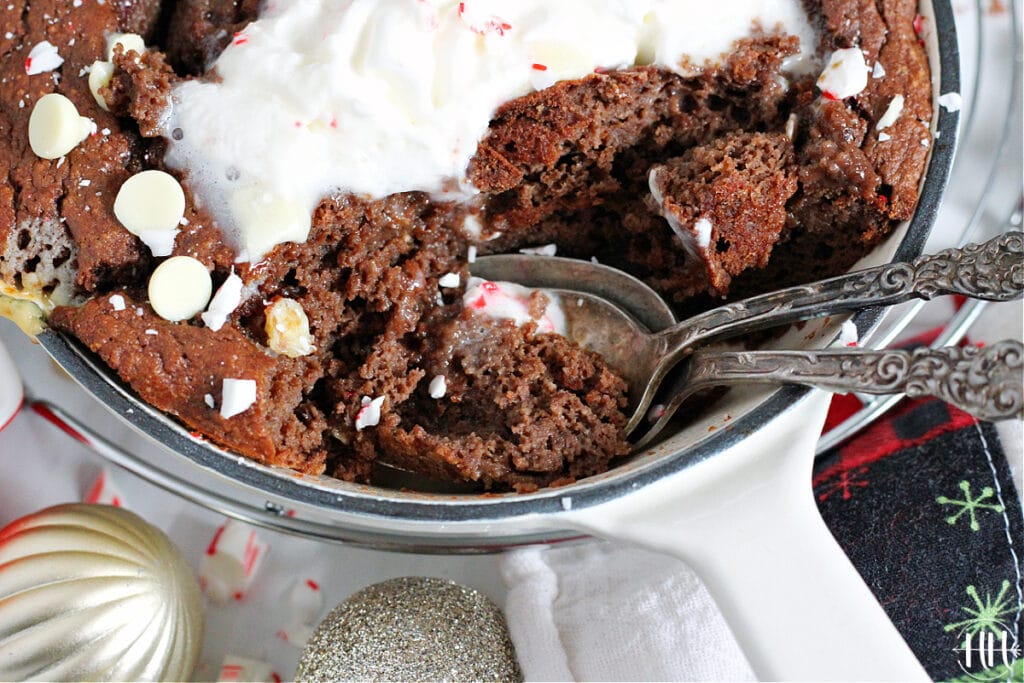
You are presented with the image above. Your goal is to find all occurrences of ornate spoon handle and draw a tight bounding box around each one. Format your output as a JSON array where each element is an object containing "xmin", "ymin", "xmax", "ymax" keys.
[
  {"xmin": 660, "ymin": 231, "xmax": 1024, "ymax": 359},
  {"xmin": 690, "ymin": 341, "xmax": 1023, "ymax": 421},
  {"xmin": 634, "ymin": 341, "xmax": 1023, "ymax": 450}
]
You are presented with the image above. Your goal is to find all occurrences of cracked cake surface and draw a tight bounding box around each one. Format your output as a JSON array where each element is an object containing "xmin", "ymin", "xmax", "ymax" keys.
[{"xmin": 1, "ymin": 0, "xmax": 932, "ymax": 491}]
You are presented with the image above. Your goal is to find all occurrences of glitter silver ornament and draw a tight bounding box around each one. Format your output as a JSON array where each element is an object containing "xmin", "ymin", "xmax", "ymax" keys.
[
  {"xmin": 0, "ymin": 503, "xmax": 204, "ymax": 681},
  {"xmin": 296, "ymin": 577, "xmax": 522, "ymax": 682}
]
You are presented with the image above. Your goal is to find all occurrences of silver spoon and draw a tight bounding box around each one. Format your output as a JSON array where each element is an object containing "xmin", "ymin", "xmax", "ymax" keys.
[
  {"xmin": 474, "ymin": 231, "xmax": 1024, "ymax": 438},
  {"xmin": 631, "ymin": 340, "xmax": 1023, "ymax": 450}
]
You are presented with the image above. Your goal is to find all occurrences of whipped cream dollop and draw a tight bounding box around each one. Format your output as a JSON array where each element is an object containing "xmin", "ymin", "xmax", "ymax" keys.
[{"xmin": 164, "ymin": 0, "xmax": 818, "ymax": 261}]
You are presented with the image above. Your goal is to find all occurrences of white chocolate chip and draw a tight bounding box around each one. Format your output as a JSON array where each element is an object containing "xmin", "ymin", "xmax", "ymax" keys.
[
  {"xmin": 136, "ymin": 229, "xmax": 179, "ymax": 258},
  {"xmin": 202, "ymin": 271, "xmax": 244, "ymax": 331},
  {"xmin": 147, "ymin": 256, "xmax": 212, "ymax": 322},
  {"xmin": 114, "ymin": 170, "xmax": 186, "ymax": 255},
  {"xmin": 876, "ymin": 94, "xmax": 905, "ymax": 130},
  {"xmin": 817, "ymin": 47, "xmax": 868, "ymax": 100},
  {"xmin": 229, "ymin": 184, "xmax": 311, "ymax": 262},
  {"xmin": 220, "ymin": 378, "xmax": 257, "ymax": 419},
  {"xmin": 108, "ymin": 294, "xmax": 126, "ymax": 311},
  {"xmin": 428, "ymin": 375, "xmax": 447, "ymax": 399},
  {"xmin": 28, "ymin": 94, "xmax": 93, "ymax": 160},
  {"xmin": 106, "ymin": 32, "xmax": 146, "ymax": 61},
  {"xmin": 265, "ymin": 298, "xmax": 315, "ymax": 358},
  {"xmin": 87, "ymin": 60, "xmax": 115, "ymax": 111}
]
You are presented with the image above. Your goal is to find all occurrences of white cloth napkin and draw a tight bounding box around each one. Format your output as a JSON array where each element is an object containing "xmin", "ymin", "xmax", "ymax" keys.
[{"xmin": 502, "ymin": 542, "xmax": 755, "ymax": 682}]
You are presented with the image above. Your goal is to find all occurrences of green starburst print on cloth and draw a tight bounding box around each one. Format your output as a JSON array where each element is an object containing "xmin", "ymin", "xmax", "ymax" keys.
[
  {"xmin": 936, "ymin": 480, "xmax": 1005, "ymax": 531},
  {"xmin": 944, "ymin": 581, "xmax": 1018, "ymax": 636}
]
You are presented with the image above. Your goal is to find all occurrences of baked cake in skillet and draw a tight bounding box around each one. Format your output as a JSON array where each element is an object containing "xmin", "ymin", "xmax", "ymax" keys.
[{"xmin": 0, "ymin": 0, "xmax": 932, "ymax": 491}]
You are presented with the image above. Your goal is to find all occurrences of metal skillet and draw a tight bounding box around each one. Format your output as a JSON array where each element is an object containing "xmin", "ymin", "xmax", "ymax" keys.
[{"xmin": 26, "ymin": 0, "xmax": 963, "ymax": 678}]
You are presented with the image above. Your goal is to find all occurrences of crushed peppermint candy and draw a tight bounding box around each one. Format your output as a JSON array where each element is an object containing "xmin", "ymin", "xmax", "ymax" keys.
[
  {"xmin": 24, "ymin": 41, "xmax": 63, "ymax": 75},
  {"xmin": 876, "ymin": 94, "xmax": 905, "ymax": 130},
  {"xmin": 200, "ymin": 520, "xmax": 268, "ymax": 604},
  {"xmin": 839, "ymin": 319, "xmax": 859, "ymax": 347},
  {"xmin": 220, "ymin": 378, "xmax": 257, "ymax": 419},
  {"xmin": 817, "ymin": 47, "xmax": 868, "ymax": 100},
  {"xmin": 202, "ymin": 271, "xmax": 244, "ymax": 331},
  {"xmin": 428, "ymin": 375, "xmax": 447, "ymax": 399},
  {"xmin": 938, "ymin": 92, "xmax": 962, "ymax": 113},
  {"xmin": 647, "ymin": 403, "xmax": 668, "ymax": 422},
  {"xmin": 216, "ymin": 655, "xmax": 273, "ymax": 683},
  {"xmin": 83, "ymin": 469, "xmax": 125, "ymax": 507},
  {"xmin": 438, "ymin": 272, "xmax": 461, "ymax": 288},
  {"xmin": 275, "ymin": 622, "xmax": 314, "ymax": 649},
  {"xmin": 519, "ymin": 244, "xmax": 557, "ymax": 257},
  {"xmin": 878, "ymin": 132, "xmax": 892, "ymax": 142},
  {"xmin": 204, "ymin": 393, "xmax": 216, "ymax": 409},
  {"xmin": 463, "ymin": 277, "xmax": 567, "ymax": 335},
  {"xmin": 355, "ymin": 395, "xmax": 385, "ymax": 431},
  {"xmin": 693, "ymin": 218, "xmax": 713, "ymax": 249},
  {"xmin": 872, "ymin": 61, "xmax": 886, "ymax": 79},
  {"xmin": 467, "ymin": 245, "xmax": 478, "ymax": 263},
  {"xmin": 560, "ymin": 496, "xmax": 573, "ymax": 511},
  {"xmin": 108, "ymin": 294, "xmax": 126, "ymax": 311},
  {"xmin": 287, "ymin": 578, "xmax": 324, "ymax": 625}
]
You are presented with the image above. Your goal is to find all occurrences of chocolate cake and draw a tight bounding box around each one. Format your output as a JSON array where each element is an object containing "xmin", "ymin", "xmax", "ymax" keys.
[{"xmin": 0, "ymin": 0, "xmax": 933, "ymax": 492}]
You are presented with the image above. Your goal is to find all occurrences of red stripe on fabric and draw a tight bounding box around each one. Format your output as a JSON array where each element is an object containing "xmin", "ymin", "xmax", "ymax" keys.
[
  {"xmin": 813, "ymin": 400, "xmax": 977, "ymax": 486},
  {"xmin": 823, "ymin": 393, "xmax": 865, "ymax": 433}
]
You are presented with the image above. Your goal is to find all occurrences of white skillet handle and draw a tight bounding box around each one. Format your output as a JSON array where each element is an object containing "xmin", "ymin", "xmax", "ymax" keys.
[
  {"xmin": 565, "ymin": 391, "xmax": 928, "ymax": 681},
  {"xmin": 0, "ymin": 340, "xmax": 24, "ymax": 433}
]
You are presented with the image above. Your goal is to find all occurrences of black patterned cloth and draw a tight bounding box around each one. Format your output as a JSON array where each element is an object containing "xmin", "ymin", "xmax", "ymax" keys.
[{"xmin": 815, "ymin": 390, "xmax": 1023, "ymax": 681}]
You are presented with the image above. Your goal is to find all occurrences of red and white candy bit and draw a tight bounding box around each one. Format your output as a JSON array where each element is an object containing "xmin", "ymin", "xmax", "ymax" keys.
[
  {"xmin": 83, "ymin": 469, "xmax": 126, "ymax": 507},
  {"xmin": 24, "ymin": 41, "xmax": 64, "ymax": 75},
  {"xmin": 287, "ymin": 578, "xmax": 325, "ymax": 624},
  {"xmin": 462, "ymin": 277, "xmax": 567, "ymax": 336},
  {"xmin": 217, "ymin": 655, "xmax": 274, "ymax": 683},
  {"xmin": 354, "ymin": 395, "xmax": 385, "ymax": 431},
  {"xmin": 199, "ymin": 519, "xmax": 269, "ymax": 604},
  {"xmin": 816, "ymin": 47, "xmax": 868, "ymax": 100},
  {"xmin": 839, "ymin": 319, "xmax": 860, "ymax": 347},
  {"xmin": 912, "ymin": 14, "xmax": 925, "ymax": 37},
  {"xmin": 457, "ymin": 1, "xmax": 512, "ymax": 36},
  {"xmin": 275, "ymin": 621, "xmax": 315, "ymax": 649}
]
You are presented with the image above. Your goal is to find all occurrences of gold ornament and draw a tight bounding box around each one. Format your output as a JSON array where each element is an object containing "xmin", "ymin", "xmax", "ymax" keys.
[
  {"xmin": 0, "ymin": 503, "xmax": 204, "ymax": 681},
  {"xmin": 296, "ymin": 577, "xmax": 522, "ymax": 682}
]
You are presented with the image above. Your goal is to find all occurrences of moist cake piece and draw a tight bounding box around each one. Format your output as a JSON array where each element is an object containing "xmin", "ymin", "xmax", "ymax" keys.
[
  {"xmin": 49, "ymin": 291, "xmax": 328, "ymax": 474},
  {"xmin": 648, "ymin": 131, "xmax": 798, "ymax": 297},
  {"xmin": 5, "ymin": 0, "xmax": 933, "ymax": 491}
]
